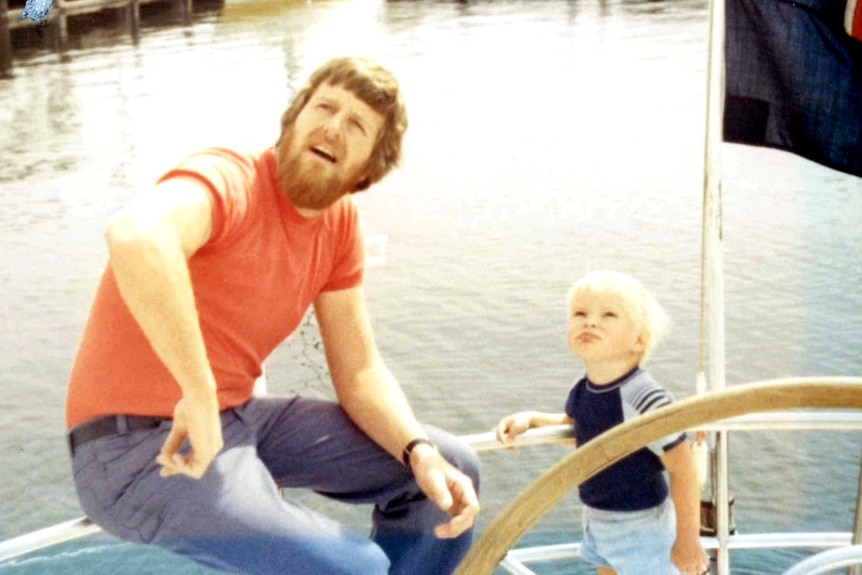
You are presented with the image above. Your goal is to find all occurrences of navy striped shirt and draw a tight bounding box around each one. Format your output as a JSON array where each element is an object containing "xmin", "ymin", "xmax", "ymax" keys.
[{"xmin": 564, "ymin": 368, "xmax": 686, "ymax": 511}]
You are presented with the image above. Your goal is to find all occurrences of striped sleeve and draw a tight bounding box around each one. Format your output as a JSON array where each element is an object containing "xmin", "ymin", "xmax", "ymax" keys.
[{"xmin": 622, "ymin": 372, "xmax": 687, "ymax": 455}]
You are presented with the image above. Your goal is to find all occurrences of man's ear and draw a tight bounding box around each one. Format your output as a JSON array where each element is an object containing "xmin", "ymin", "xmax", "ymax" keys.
[
  {"xmin": 351, "ymin": 162, "xmax": 373, "ymax": 193},
  {"xmin": 351, "ymin": 175, "xmax": 371, "ymax": 193}
]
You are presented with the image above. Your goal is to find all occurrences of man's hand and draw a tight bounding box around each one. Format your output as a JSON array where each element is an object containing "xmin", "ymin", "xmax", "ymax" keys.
[
  {"xmin": 409, "ymin": 445, "xmax": 480, "ymax": 539},
  {"xmin": 156, "ymin": 393, "xmax": 223, "ymax": 479}
]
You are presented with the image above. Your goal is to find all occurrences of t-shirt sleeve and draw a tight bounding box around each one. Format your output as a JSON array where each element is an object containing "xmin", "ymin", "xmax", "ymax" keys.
[
  {"xmin": 156, "ymin": 148, "xmax": 253, "ymax": 247},
  {"xmin": 624, "ymin": 376, "xmax": 687, "ymax": 455},
  {"xmin": 320, "ymin": 198, "xmax": 366, "ymax": 292}
]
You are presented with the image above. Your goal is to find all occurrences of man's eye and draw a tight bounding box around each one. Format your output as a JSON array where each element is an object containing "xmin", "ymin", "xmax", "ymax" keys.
[{"xmin": 349, "ymin": 119, "xmax": 367, "ymax": 136}]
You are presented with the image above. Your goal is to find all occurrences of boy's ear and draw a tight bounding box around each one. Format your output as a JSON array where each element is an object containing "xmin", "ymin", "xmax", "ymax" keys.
[{"xmin": 632, "ymin": 332, "xmax": 648, "ymax": 353}]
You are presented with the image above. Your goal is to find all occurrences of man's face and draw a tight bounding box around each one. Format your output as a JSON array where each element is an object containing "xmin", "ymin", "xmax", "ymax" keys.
[{"xmin": 277, "ymin": 82, "xmax": 385, "ymax": 213}]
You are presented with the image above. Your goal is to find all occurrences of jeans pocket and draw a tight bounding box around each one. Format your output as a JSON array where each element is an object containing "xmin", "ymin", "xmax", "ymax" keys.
[{"xmin": 72, "ymin": 432, "xmax": 166, "ymax": 544}]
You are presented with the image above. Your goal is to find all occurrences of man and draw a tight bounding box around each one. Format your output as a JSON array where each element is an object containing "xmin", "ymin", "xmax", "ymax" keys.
[{"xmin": 66, "ymin": 57, "xmax": 480, "ymax": 575}]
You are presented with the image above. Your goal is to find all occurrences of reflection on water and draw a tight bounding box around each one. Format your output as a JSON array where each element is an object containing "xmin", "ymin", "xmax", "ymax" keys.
[{"xmin": 1, "ymin": 1, "xmax": 860, "ymax": 573}]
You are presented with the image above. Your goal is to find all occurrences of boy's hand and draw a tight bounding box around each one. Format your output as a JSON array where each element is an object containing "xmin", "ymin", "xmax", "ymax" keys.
[
  {"xmin": 671, "ymin": 533, "xmax": 710, "ymax": 575},
  {"xmin": 495, "ymin": 412, "xmax": 533, "ymax": 445}
]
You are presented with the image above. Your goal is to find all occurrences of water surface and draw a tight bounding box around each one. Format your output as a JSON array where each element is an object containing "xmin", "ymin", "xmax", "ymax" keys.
[{"xmin": 1, "ymin": 1, "xmax": 860, "ymax": 573}]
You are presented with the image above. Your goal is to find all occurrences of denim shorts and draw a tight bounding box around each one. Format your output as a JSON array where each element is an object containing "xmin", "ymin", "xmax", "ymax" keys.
[{"xmin": 580, "ymin": 499, "xmax": 680, "ymax": 575}]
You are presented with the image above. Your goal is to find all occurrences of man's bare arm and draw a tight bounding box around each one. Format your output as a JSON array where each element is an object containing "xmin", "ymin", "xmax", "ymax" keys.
[
  {"xmin": 315, "ymin": 287, "xmax": 479, "ymax": 537},
  {"xmin": 106, "ymin": 177, "xmax": 222, "ymax": 478}
]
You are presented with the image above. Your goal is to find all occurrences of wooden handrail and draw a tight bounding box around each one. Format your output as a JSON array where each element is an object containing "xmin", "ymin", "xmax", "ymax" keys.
[{"xmin": 453, "ymin": 377, "xmax": 862, "ymax": 575}]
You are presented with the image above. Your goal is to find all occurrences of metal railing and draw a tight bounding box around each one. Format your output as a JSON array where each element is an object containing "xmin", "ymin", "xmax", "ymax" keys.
[
  {"xmin": 782, "ymin": 546, "xmax": 862, "ymax": 575},
  {"xmin": 454, "ymin": 379, "xmax": 862, "ymax": 575},
  {"xmin": 2, "ymin": 402, "xmax": 862, "ymax": 573}
]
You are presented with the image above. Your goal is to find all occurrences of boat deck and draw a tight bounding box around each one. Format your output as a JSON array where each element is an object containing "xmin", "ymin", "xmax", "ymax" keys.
[{"xmin": 3, "ymin": 381, "xmax": 862, "ymax": 575}]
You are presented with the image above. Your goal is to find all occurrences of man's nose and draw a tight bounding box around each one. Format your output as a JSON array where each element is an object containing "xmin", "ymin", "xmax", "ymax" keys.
[{"xmin": 323, "ymin": 113, "xmax": 345, "ymax": 140}]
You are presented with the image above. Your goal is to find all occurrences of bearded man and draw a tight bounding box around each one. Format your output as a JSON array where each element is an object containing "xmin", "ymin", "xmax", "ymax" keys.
[{"xmin": 66, "ymin": 57, "xmax": 480, "ymax": 575}]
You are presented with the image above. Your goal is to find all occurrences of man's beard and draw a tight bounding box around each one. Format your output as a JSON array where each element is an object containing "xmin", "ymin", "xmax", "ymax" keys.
[{"xmin": 278, "ymin": 130, "xmax": 362, "ymax": 211}]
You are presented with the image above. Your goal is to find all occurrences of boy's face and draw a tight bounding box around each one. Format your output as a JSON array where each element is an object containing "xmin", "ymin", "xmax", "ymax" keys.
[{"xmin": 567, "ymin": 289, "xmax": 645, "ymax": 366}]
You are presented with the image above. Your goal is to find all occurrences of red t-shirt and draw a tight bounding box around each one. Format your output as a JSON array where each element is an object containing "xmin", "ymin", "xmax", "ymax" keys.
[{"xmin": 66, "ymin": 148, "xmax": 365, "ymax": 428}]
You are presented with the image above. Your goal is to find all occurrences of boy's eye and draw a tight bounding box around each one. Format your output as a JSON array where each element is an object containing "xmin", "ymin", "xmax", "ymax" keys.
[
  {"xmin": 603, "ymin": 311, "xmax": 618, "ymax": 318},
  {"xmin": 573, "ymin": 311, "xmax": 586, "ymax": 317}
]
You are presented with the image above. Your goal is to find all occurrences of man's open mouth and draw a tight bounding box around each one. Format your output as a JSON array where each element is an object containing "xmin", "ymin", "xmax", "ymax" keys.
[{"xmin": 310, "ymin": 146, "xmax": 337, "ymax": 163}]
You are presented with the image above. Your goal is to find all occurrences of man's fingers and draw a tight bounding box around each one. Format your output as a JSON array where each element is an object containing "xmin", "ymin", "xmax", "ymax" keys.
[
  {"xmin": 185, "ymin": 449, "xmax": 217, "ymax": 478},
  {"xmin": 412, "ymin": 453, "xmax": 480, "ymax": 540},
  {"xmin": 433, "ymin": 496, "xmax": 478, "ymax": 538},
  {"xmin": 422, "ymin": 469, "xmax": 454, "ymax": 511},
  {"xmin": 156, "ymin": 425, "xmax": 212, "ymax": 479},
  {"xmin": 155, "ymin": 400, "xmax": 223, "ymax": 480},
  {"xmin": 159, "ymin": 423, "xmax": 185, "ymax": 453},
  {"xmin": 450, "ymin": 478, "xmax": 479, "ymax": 516},
  {"xmin": 433, "ymin": 513, "xmax": 474, "ymax": 538},
  {"xmin": 432, "ymin": 472, "xmax": 479, "ymax": 539},
  {"xmin": 156, "ymin": 426, "xmax": 185, "ymax": 467},
  {"xmin": 157, "ymin": 450, "xmax": 212, "ymax": 479},
  {"xmin": 174, "ymin": 452, "xmax": 208, "ymax": 479}
]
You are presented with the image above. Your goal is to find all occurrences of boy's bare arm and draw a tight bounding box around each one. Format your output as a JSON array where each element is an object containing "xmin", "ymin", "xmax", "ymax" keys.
[
  {"xmin": 495, "ymin": 411, "xmax": 573, "ymax": 444},
  {"xmin": 662, "ymin": 439, "xmax": 710, "ymax": 575}
]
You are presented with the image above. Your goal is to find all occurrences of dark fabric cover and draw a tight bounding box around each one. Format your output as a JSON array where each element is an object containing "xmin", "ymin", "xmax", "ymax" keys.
[{"xmin": 724, "ymin": 0, "xmax": 862, "ymax": 178}]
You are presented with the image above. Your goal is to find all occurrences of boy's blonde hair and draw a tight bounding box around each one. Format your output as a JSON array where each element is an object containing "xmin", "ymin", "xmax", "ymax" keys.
[{"xmin": 566, "ymin": 270, "xmax": 669, "ymax": 365}]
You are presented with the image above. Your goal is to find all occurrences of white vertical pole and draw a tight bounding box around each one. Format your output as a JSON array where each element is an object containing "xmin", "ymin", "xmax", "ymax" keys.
[
  {"xmin": 701, "ymin": 0, "xmax": 729, "ymax": 572},
  {"xmin": 850, "ymin": 462, "xmax": 862, "ymax": 575}
]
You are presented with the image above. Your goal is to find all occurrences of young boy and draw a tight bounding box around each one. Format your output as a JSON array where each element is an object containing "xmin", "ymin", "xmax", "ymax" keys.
[{"xmin": 496, "ymin": 270, "xmax": 709, "ymax": 575}]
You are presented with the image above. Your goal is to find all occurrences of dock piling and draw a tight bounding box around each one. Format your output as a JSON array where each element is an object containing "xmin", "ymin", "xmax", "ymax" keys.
[
  {"xmin": 1, "ymin": 0, "xmax": 203, "ymax": 72},
  {"xmin": 0, "ymin": 0, "xmax": 12, "ymax": 75}
]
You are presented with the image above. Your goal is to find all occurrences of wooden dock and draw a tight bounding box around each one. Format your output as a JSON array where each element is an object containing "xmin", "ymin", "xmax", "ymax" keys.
[{"xmin": 0, "ymin": 0, "xmax": 201, "ymax": 74}]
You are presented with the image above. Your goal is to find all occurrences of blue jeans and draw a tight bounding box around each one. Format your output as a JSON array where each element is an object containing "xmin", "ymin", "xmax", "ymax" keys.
[{"xmin": 70, "ymin": 396, "xmax": 480, "ymax": 575}]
